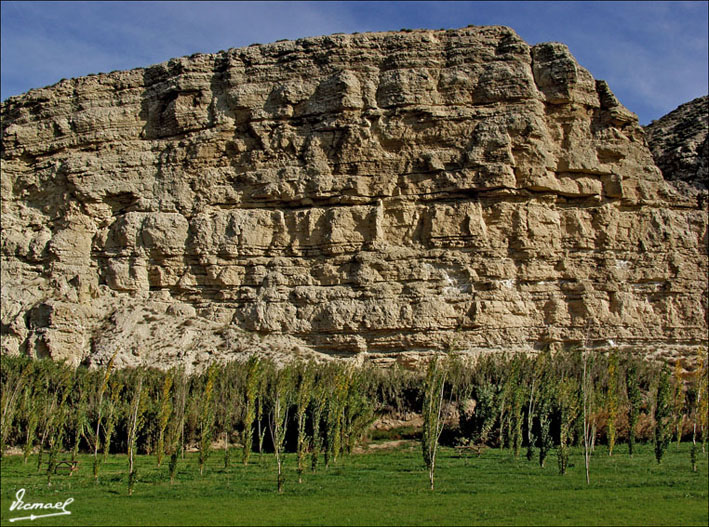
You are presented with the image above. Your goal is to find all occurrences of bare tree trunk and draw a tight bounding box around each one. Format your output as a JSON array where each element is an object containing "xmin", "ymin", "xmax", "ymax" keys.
[
  {"xmin": 429, "ymin": 456, "xmax": 435, "ymax": 491},
  {"xmin": 277, "ymin": 456, "xmax": 283, "ymax": 493}
]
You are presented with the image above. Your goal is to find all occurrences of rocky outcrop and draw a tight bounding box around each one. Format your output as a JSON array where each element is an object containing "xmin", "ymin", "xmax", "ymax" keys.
[
  {"xmin": 1, "ymin": 26, "xmax": 707, "ymax": 370},
  {"xmin": 645, "ymin": 95, "xmax": 708, "ymax": 189}
]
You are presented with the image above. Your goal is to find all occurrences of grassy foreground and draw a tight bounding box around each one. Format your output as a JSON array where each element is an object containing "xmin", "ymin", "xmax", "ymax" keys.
[{"xmin": 1, "ymin": 442, "xmax": 707, "ymax": 526}]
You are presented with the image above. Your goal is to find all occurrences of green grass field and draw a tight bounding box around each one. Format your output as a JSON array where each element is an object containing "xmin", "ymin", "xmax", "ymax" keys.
[{"xmin": 1, "ymin": 442, "xmax": 707, "ymax": 526}]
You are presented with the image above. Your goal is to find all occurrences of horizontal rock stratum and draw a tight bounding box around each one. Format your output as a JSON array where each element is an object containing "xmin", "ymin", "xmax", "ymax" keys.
[{"xmin": 1, "ymin": 26, "xmax": 707, "ymax": 370}]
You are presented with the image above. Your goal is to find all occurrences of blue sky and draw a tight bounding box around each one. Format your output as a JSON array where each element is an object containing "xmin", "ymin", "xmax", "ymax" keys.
[{"xmin": 1, "ymin": 1, "xmax": 707, "ymax": 124}]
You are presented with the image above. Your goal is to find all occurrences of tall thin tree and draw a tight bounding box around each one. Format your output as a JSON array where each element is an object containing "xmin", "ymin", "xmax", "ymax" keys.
[
  {"xmin": 655, "ymin": 368, "xmax": 673, "ymax": 463},
  {"xmin": 167, "ymin": 367, "xmax": 188, "ymax": 484},
  {"xmin": 92, "ymin": 352, "xmax": 117, "ymax": 482},
  {"xmin": 242, "ymin": 357, "xmax": 261, "ymax": 466},
  {"xmin": 626, "ymin": 360, "xmax": 642, "ymax": 457},
  {"xmin": 557, "ymin": 377, "xmax": 579, "ymax": 475},
  {"xmin": 421, "ymin": 357, "xmax": 447, "ymax": 490},
  {"xmin": 127, "ymin": 373, "xmax": 147, "ymax": 496},
  {"xmin": 0, "ymin": 359, "xmax": 32, "ymax": 458},
  {"xmin": 581, "ymin": 349, "xmax": 594, "ymax": 485},
  {"xmin": 102, "ymin": 379, "xmax": 123, "ymax": 462},
  {"xmin": 268, "ymin": 363, "xmax": 293, "ymax": 493},
  {"xmin": 606, "ymin": 350, "xmax": 619, "ymax": 456},
  {"xmin": 198, "ymin": 364, "xmax": 217, "ymax": 476},
  {"xmin": 155, "ymin": 372, "xmax": 174, "ymax": 467},
  {"xmin": 671, "ymin": 359, "xmax": 685, "ymax": 447},
  {"xmin": 310, "ymin": 375, "xmax": 327, "ymax": 472},
  {"xmin": 295, "ymin": 363, "xmax": 314, "ymax": 483}
]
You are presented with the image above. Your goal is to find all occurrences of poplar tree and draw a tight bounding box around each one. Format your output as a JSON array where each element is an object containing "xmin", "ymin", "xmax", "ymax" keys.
[
  {"xmin": 672, "ymin": 359, "xmax": 685, "ymax": 447},
  {"xmin": 687, "ymin": 379, "xmax": 700, "ymax": 472},
  {"xmin": 268, "ymin": 363, "xmax": 294, "ymax": 493},
  {"xmin": 198, "ymin": 364, "xmax": 217, "ymax": 476},
  {"xmin": 510, "ymin": 373, "xmax": 524, "ymax": 458},
  {"xmin": 421, "ymin": 357, "xmax": 447, "ymax": 490},
  {"xmin": 696, "ymin": 348, "xmax": 709, "ymax": 454},
  {"xmin": 216, "ymin": 362, "xmax": 237, "ymax": 469},
  {"xmin": 606, "ymin": 351, "xmax": 619, "ymax": 455},
  {"xmin": 242, "ymin": 357, "xmax": 261, "ymax": 465},
  {"xmin": 526, "ymin": 354, "xmax": 544, "ymax": 462},
  {"xmin": 655, "ymin": 369, "xmax": 672, "ymax": 464},
  {"xmin": 626, "ymin": 361, "xmax": 642, "ymax": 457},
  {"xmin": 256, "ymin": 368, "xmax": 268, "ymax": 457},
  {"xmin": 557, "ymin": 377, "xmax": 579, "ymax": 475},
  {"xmin": 688, "ymin": 350, "xmax": 707, "ymax": 471},
  {"xmin": 581, "ymin": 350, "xmax": 594, "ymax": 484},
  {"xmin": 35, "ymin": 364, "xmax": 56, "ymax": 473},
  {"xmin": 103, "ymin": 379, "xmax": 123, "ymax": 462},
  {"xmin": 325, "ymin": 366, "xmax": 348, "ymax": 467},
  {"xmin": 537, "ymin": 378, "xmax": 555, "ymax": 469},
  {"xmin": 92, "ymin": 352, "xmax": 117, "ymax": 482},
  {"xmin": 309, "ymin": 376, "xmax": 327, "ymax": 472},
  {"xmin": 167, "ymin": 368, "xmax": 188, "ymax": 484},
  {"xmin": 46, "ymin": 367, "xmax": 73, "ymax": 486},
  {"xmin": 0, "ymin": 358, "xmax": 32, "ymax": 458},
  {"xmin": 155, "ymin": 372, "xmax": 174, "ymax": 467},
  {"xmin": 342, "ymin": 369, "xmax": 375, "ymax": 455},
  {"xmin": 497, "ymin": 360, "xmax": 514, "ymax": 449},
  {"xmin": 295, "ymin": 363, "xmax": 314, "ymax": 482},
  {"xmin": 70, "ymin": 379, "xmax": 89, "ymax": 463},
  {"xmin": 127, "ymin": 373, "xmax": 148, "ymax": 495},
  {"xmin": 20, "ymin": 375, "xmax": 42, "ymax": 464}
]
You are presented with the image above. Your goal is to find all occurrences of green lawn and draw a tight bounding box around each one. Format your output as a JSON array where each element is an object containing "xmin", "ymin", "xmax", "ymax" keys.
[{"xmin": 1, "ymin": 442, "xmax": 706, "ymax": 526}]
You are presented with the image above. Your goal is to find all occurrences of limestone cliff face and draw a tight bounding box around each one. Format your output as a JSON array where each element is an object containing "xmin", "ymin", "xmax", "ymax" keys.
[
  {"xmin": 1, "ymin": 26, "xmax": 707, "ymax": 369},
  {"xmin": 645, "ymin": 95, "xmax": 708, "ymax": 190}
]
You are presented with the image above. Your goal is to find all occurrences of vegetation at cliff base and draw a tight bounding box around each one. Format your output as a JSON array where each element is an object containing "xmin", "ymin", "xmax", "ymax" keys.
[{"xmin": 1, "ymin": 348, "xmax": 707, "ymax": 525}]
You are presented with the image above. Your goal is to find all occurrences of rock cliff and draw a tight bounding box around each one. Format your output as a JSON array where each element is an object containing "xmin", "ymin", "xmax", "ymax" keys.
[
  {"xmin": 1, "ymin": 26, "xmax": 707, "ymax": 370},
  {"xmin": 645, "ymin": 95, "xmax": 708, "ymax": 190}
]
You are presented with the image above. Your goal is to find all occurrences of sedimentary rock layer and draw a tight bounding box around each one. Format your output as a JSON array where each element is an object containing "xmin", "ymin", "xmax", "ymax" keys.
[
  {"xmin": 1, "ymin": 26, "xmax": 707, "ymax": 369},
  {"xmin": 645, "ymin": 95, "xmax": 708, "ymax": 189}
]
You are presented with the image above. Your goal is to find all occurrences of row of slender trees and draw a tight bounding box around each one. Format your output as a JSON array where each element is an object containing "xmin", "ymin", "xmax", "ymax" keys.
[
  {"xmin": 0, "ymin": 356, "xmax": 379, "ymax": 493},
  {"xmin": 1, "ymin": 347, "xmax": 707, "ymax": 493},
  {"xmin": 420, "ymin": 347, "xmax": 708, "ymax": 488}
]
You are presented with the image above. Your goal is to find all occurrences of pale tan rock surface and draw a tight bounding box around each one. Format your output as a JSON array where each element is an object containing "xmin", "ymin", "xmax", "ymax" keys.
[{"xmin": 1, "ymin": 26, "xmax": 707, "ymax": 370}]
